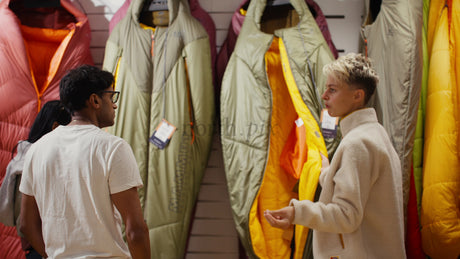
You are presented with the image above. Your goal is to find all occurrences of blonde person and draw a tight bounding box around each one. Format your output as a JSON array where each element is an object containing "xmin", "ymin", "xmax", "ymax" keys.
[{"xmin": 264, "ymin": 53, "xmax": 406, "ymax": 258}]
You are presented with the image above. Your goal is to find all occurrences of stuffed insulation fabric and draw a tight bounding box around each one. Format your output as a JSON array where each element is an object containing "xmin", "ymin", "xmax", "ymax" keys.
[
  {"xmin": 220, "ymin": 0, "xmax": 339, "ymax": 258},
  {"xmin": 102, "ymin": 0, "xmax": 214, "ymax": 258},
  {"xmin": 216, "ymin": 0, "xmax": 338, "ymax": 96},
  {"xmin": 405, "ymin": 0, "xmax": 430, "ymax": 257},
  {"xmin": 0, "ymin": 0, "xmax": 93, "ymax": 257},
  {"xmin": 412, "ymin": 0, "xmax": 430, "ymax": 218},
  {"xmin": 361, "ymin": 0, "xmax": 423, "ymax": 218},
  {"xmin": 109, "ymin": 0, "xmax": 217, "ymax": 88},
  {"xmin": 421, "ymin": 1, "xmax": 460, "ymax": 258}
]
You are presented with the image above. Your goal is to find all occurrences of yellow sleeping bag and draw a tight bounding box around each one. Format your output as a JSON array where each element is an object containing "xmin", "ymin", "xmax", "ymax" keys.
[{"xmin": 421, "ymin": 2, "xmax": 460, "ymax": 258}]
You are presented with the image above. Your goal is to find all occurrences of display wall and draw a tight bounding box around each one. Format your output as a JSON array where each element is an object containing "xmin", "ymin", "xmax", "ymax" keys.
[
  {"xmin": 67, "ymin": 1, "xmax": 364, "ymax": 258},
  {"xmin": 0, "ymin": 0, "xmax": 365, "ymax": 258},
  {"xmin": 72, "ymin": 0, "xmax": 364, "ymax": 67}
]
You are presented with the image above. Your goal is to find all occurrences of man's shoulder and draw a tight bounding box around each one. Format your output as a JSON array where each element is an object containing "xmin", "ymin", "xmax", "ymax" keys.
[
  {"xmin": 31, "ymin": 126, "xmax": 127, "ymax": 151},
  {"xmin": 92, "ymin": 130, "xmax": 133, "ymax": 156},
  {"xmin": 68, "ymin": 125, "xmax": 124, "ymax": 143},
  {"xmin": 97, "ymin": 129, "xmax": 127, "ymax": 145}
]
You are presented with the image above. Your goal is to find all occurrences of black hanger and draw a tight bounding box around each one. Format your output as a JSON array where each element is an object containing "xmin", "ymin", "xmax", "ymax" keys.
[
  {"xmin": 23, "ymin": 0, "xmax": 60, "ymax": 8},
  {"xmin": 146, "ymin": 0, "xmax": 168, "ymax": 11},
  {"xmin": 267, "ymin": 0, "xmax": 290, "ymax": 6}
]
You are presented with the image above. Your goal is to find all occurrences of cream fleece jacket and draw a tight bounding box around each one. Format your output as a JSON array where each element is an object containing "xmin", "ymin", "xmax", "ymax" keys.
[{"xmin": 291, "ymin": 108, "xmax": 406, "ymax": 259}]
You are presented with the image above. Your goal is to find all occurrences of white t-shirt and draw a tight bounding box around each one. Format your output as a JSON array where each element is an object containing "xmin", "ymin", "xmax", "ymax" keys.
[{"xmin": 20, "ymin": 125, "xmax": 143, "ymax": 259}]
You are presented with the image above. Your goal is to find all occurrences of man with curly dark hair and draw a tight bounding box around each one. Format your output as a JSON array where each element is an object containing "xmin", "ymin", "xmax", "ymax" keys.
[{"xmin": 19, "ymin": 65, "xmax": 150, "ymax": 259}]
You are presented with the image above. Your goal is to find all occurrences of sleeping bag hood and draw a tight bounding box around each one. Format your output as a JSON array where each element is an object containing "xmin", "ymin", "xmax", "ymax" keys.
[{"xmin": 216, "ymin": 0, "xmax": 338, "ymax": 102}]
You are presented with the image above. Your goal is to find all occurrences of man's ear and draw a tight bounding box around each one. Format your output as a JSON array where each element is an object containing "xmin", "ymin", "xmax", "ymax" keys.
[{"xmin": 88, "ymin": 93, "xmax": 101, "ymax": 109}]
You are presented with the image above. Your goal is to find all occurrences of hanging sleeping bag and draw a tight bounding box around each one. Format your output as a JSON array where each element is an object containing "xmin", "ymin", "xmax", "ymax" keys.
[
  {"xmin": 412, "ymin": 0, "xmax": 430, "ymax": 218},
  {"xmin": 0, "ymin": 0, "xmax": 93, "ymax": 257},
  {"xmin": 220, "ymin": 0, "xmax": 338, "ymax": 258},
  {"xmin": 405, "ymin": 0, "xmax": 430, "ymax": 257},
  {"xmin": 102, "ymin": 0, "xmax": 214, "ymax": 258},
  {"xmin": 361, "ymin": 0, "xmax": 423, "ymax": 218},
  {"xmin": 421, "ymin": 1, "xmax": 460, "ymax": 258}
]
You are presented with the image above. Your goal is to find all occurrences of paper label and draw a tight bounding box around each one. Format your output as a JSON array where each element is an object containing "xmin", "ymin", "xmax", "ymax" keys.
[
  {"xmin": 149, "ymin": 119, "xmax": 176, "ymax": 149},
  {"xmin": 320, "ymin": 109, "xmax": 338, "ymax": 139}
]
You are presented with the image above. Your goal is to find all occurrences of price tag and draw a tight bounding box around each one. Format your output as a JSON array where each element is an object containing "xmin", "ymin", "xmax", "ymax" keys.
[
  {"xmin": 320, "ymin": 109, "xmax": 338, "ymax": 139},
  {"xmin": 149, "ymin": 119, "xmax": 176, "ymax": 149}
]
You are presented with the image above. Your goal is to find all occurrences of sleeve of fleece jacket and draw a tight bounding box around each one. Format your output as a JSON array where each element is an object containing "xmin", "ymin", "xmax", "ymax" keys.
[{"xmin": 291, "ymin": 137, "xmax": 378, "ymax": 233}]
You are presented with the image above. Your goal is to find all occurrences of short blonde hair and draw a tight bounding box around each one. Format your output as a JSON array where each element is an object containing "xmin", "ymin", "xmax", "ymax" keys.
[{"xmin": 323, "ymin": 53, "xmax": 379, "ymax": 104}]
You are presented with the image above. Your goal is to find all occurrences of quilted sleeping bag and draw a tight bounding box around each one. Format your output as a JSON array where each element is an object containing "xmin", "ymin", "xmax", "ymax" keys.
[
  {"xmin": 102, "ymin": 0, "xmax": 214, "ymax": 258},
  {"xmin": 109, "ymin": 0, "xmax": 217, "ymax": 87},
  {"xmin": 220, "ymin": 0, "xmax": 339, "ymax": 258},
  {"xmin": 216, "ymin": 0, "xmax": 338, "ymax": 96},
  {"xmin": 361, "ymin": 0, "xmax": 423, "ymax": 218},
  {"xmin": 0, "ymin": 0, "xmax": 93, "ymax": 257},
  {"xmin": 421, "ymin": 0, "xmax": 460, "ymax": 258}
]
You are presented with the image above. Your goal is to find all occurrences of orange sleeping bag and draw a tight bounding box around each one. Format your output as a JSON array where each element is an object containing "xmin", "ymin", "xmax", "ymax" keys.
[{"xmin": 0, "ymin": 1, "xmax": 93, "ymax": 257}]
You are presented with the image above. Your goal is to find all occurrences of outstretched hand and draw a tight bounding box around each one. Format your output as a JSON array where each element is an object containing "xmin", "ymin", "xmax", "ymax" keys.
[{"xmin": 263, "ymin": 206, "xmax": 295, "ymax": 229}]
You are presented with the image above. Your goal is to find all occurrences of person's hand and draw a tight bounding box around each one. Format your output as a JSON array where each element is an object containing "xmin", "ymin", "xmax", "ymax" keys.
[
  {"xmin": 320, "ymin": 153, "xmax": 329, "ymax": 169},
  {"xmin": 263, "ymin": 206, "xmax": 295, "ymax": 229}
]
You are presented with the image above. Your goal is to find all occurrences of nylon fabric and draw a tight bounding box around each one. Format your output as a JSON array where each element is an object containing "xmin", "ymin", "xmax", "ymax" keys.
[
  {"xmin": 452, "ymin": 0, "xmax": 460, "ymax": 152},
  {"xmin": 413, "ymin": 0, "xmax": 430, "ymax": 218},
  {"xmin": 103, "ymin": 0, "xmax": 214, "ymax": 257},
  {"xmin": 361, "ymin": 0, "xmax": 423, "ymax": 222},
  {"xmin": 220, "ymin": 0, "xmax": 336, "ymax": 258},
  {"xmin": 0, "ymin": 1, "xmax": 93, "ymax": 257},
  {"xmin": 405, "ymin": 166, "xmax": 424, "ymax": 258},
  {"xmin": 427, "ymin": 0, "xmax": 444, "ymax": 57},
  {"xmin": 248, "ymin": 37, "xmax": 299, "ymax": 259},
  {"xmin": 280, "ymin": 119, "xmax": 308, "ymax": 180},
  {"xmin": 279, "ymin": 38, "xmax": 327, "ymax": 259},
  {"xmin": 406, "ymin": 0, "xmax": 430, "ymax": 257},
  {"xmin": 216, "ymin": 0, "xmax": 339, "ymax": 97},
  {"xmin": 421, "ymin": 2, "xmax": 460, "ymax": 258},
  {"xmin": 21, "ymin": 25, "xmax": 72, "ymax": 94},
  {"xmin": 108, "ymin": 0, "xmax": 217, "ymax": 88}
]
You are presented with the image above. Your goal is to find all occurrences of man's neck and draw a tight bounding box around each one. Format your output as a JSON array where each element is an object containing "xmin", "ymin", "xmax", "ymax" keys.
[{"xmin": 69, "ymin": 112, "xmax": 97, "ymax": 127}]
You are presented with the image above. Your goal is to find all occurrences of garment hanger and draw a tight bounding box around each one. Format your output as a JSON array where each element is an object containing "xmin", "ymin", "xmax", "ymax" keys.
[
  {"xmin": 140, "ymin": 0, "xmax": 169, "ymax": 27},
  {"xmin": 146, "ymin": 0, "xmax": 168, "ymax": 11},
  {"xmin": 23, "ymin": 0, "xmax": 61, "ymax": 8},
  {"xmin": 267, "ymin": 0, "xmax": 290, "ymax": 6}
]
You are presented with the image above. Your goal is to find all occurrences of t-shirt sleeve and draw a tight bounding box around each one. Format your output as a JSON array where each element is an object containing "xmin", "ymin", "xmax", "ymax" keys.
[{"xmin": 108, "ymin": 140, "xmax": 143, "ymax": 194}]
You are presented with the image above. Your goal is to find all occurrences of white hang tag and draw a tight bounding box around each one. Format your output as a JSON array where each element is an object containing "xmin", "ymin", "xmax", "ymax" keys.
[
  {"xmin": 320, "ymin": 109, "xmax": 338, "ymax": 139},
  {"xmin": 149, "ymin": 119, "xmax": 176, "ymax": 149}
]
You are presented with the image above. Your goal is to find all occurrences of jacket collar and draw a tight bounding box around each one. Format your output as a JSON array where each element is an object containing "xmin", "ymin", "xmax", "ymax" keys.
[{"xmin": 339, "ymin": 108, "xmax": 378, "ymax": 137}]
